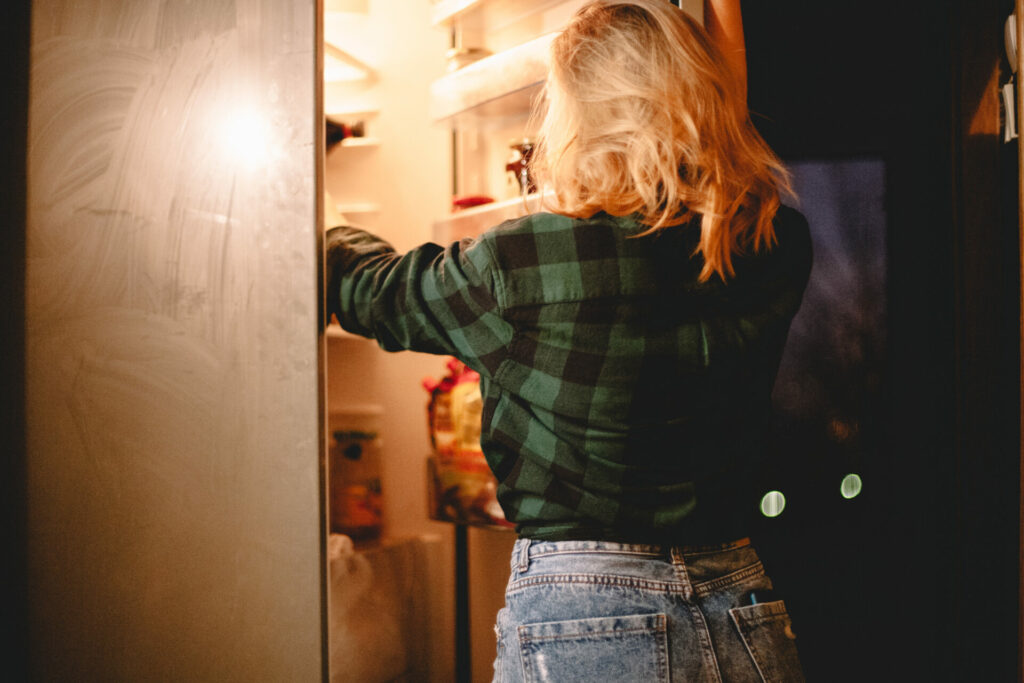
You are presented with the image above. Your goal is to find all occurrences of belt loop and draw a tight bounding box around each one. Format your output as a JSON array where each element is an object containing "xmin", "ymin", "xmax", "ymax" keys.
[
  {"xmin": 670, "ymin": 546, "xmax": 694, "ymax": 599},
  {"xmin": 517, "ymin": 538, "xmax": 532, "ymax": 573}
]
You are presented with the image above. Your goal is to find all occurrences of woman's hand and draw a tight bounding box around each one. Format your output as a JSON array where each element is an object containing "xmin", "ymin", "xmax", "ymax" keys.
[{"xmin": 703, "ymin": 0, "xmax": 747, "ymax": 105}]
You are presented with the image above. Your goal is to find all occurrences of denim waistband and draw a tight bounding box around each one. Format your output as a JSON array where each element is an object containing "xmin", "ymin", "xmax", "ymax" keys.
[
  {"xmin": 509, "ymin": 536, "xmax": 762, "ymax": 601},
  {"xmin": 513, "ymin": 537, "xmax": 752, "ymax": 571},
  {"xmin": 522, "ymin": 537, "xmax": 749, "ymax": 557}
]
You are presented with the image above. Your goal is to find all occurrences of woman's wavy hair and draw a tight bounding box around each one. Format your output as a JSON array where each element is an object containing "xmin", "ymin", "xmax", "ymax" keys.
[{"xmin": 531, "ymin": 0, "xmax": 793, "ymax": 281}]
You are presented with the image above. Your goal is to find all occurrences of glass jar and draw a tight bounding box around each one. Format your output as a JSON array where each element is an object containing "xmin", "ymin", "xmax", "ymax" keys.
[{"xmin": 328, "ymin": 406, "xmax": 384, "ymax": 541}]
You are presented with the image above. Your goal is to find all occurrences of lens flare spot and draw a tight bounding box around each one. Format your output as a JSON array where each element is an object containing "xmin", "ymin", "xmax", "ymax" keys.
[
  {"xmin": 760, "ymin": 490, "xmax": 786, "ymax": 517},
  {"xmin": 840, "ymin": 473, "xmax": 863, "ymax": 499},
  {"xmin": 219, "ymin": 107, "xmax": 271, "ymax": 169}
]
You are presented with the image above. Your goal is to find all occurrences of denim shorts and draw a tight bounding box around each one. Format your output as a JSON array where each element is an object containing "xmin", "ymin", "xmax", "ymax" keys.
[{"xmin": 492, "ymin": 538, "xmax": 804, "ymax": 682}]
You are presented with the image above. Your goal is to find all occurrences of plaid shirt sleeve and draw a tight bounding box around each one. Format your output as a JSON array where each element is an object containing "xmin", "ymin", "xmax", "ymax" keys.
[{"xmin": 325, "ymin": 225, "xmax": 513, "ymax": 377}]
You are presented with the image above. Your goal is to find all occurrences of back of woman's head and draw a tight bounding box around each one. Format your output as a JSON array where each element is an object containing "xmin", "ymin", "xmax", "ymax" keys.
[{"xmin": 532, "ymin": 0, "xmax": 791, "ymax": 281}]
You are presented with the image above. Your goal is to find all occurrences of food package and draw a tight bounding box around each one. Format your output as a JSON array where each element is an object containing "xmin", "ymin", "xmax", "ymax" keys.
[{"xmin": 423, "ymin": 359, "xmax": 510, "ymax": 527}]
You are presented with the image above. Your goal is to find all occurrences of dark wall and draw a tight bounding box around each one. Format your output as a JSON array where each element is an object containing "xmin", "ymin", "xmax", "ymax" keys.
[
  {"xmin": 947, "ymin": 0, "xmax": 1021, "ymax": 679},
  {"xmin": 1, "ymin": 0, "xmax": 29, "ymax": 679},
  {"xmin": 745, "ymin": 0, "xmax": 1019, "ymax": 680}
]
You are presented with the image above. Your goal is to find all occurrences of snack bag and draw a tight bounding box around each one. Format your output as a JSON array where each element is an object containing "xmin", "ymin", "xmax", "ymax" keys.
[
  {"xmin": 422, "ymin": 358, "xmax": 467, "ymax": 456},
  {"xmin": 423, "ymin": 359, "xmax": 509, "ymax": 527}
]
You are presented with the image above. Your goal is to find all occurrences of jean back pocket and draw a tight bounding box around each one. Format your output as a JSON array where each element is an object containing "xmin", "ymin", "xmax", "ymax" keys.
[
  {"xmin": 516, "ymin": 612, "xmax": 669, "ymax": 683},
  {"xmin": 729, "ymin": 601, "xmax": 805, "ymax": 683}
]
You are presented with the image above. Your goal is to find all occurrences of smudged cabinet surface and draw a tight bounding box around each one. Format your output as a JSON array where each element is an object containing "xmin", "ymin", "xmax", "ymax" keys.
[{"xmin": 26, "ymin": 0, "xmax": 323, "ymax": 680}]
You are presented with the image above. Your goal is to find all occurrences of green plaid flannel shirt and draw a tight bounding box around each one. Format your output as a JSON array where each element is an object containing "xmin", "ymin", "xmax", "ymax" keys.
[{"xmin": 326, "ymin": 207, "xmax": 811, "ymax": 543}]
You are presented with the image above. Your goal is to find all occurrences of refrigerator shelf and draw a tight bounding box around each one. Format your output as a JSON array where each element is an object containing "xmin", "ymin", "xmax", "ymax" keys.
[
  {"xmin": 429, "ymin": 32, "xmax": 553, "ymax": 123},
  {"xmin": 431, "ymin": 0, "xmax": 479, "ymax": 26},
  {"xmin": 336, "ymin": 201, "xmax": 381, "ymax": 215},
  {"xmin": 336, "ymin": 137, "xmax": 380, "ymax": 148},
  {"xmin": 326, "ymin": 323, "xmax": 366, "ymax": 340},
  {"xmin": 431, "ymin": 0, "xmax": 582, "ymax": 32},
  {"xmin": 432, "ymin": 192, "xmax": 549, "ymax": 242},
  {"xmin": 325, "ymin": 108, "xmax": 379, "ymax": 122},
  {"xmin": 324, "ymin": 41, "xmax": 375, "ymax": 83}
]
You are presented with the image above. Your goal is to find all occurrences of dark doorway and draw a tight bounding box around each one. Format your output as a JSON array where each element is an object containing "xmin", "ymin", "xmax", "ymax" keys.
[
  {"xmin": 745, "ymin": 0, "xmax": 1020, "ymax": 680},
  {"xmin": 1, "ymin": 0, "xmax": 29, "ymax": 679}
]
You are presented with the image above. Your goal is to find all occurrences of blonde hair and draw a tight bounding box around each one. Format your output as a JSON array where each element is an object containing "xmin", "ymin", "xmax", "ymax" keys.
[{"xmin": 531, "ymin": 0, "xmax": 792, "ymax": 281}]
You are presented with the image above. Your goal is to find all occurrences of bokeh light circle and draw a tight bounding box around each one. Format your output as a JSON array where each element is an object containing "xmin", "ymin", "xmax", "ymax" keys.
[
  {"xmin": 760, "ymin": 490, "xmax": 786, "ymax": 517},
  {"xmin": 840, "ymin": 473, "xmax": 863, "ymax": 499}
]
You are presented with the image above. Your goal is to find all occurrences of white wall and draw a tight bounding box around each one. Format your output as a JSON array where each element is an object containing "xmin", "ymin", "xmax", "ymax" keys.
[{"xmin": 26, "ymin": 1, "xmax": 324, "ymax": 679}]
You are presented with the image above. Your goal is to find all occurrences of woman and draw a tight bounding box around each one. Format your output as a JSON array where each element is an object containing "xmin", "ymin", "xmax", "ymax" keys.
[{"xmin": 326, "ymin": 1, "xmax": 811, "ymax": 680}]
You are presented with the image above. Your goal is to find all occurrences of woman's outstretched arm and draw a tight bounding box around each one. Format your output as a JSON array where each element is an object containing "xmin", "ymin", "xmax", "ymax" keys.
[{"xmin": 704, "ymin": 0, "xmax": 747, "ymax": 104}]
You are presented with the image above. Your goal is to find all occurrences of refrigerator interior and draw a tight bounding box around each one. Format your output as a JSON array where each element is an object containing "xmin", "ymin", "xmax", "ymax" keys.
[{"xmin": 321, "ymin": 1, "xmax": 702, "ymax": 680}]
